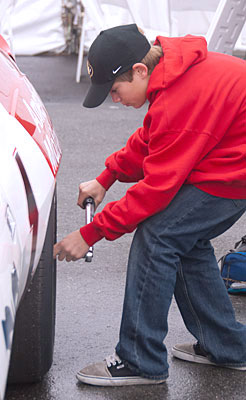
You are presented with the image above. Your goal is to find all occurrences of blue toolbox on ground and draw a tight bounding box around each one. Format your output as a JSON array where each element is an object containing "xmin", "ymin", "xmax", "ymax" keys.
[{"xmin": 220, "ymin": 236, "xmax": 246, "ymax": 294}]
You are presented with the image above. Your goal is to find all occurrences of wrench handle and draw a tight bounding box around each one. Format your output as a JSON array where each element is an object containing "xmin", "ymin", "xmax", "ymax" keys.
[{"xmin": 83, "ymin": 197, "xmax": 95, "ymax": 262}]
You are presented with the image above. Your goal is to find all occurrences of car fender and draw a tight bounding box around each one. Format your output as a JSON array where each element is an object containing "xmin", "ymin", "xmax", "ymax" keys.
[{"xmin": 0, "ymin": 104, "xmax": 58, "ymax": 399}]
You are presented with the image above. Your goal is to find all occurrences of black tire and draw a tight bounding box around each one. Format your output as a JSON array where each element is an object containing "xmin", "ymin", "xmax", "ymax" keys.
[{"xmin": 7, "ymin": 190, "xmax": 57, "ymax": 384}]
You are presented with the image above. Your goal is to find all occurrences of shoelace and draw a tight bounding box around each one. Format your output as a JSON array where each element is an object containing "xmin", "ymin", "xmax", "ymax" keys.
[{"xmin": 105, "ymin": 352, "xmax": 123, "ymax": 368}]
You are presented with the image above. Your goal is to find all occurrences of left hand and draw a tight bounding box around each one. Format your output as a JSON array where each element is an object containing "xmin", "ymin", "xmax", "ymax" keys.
[{"xmin": 53, "ymin": 230, "xmax": 89, "ymax": 262}]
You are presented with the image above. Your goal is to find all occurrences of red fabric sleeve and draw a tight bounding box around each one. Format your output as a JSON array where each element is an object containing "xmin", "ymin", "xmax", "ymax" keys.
[
  {"xmin": 96, "ymin": 168, "xmax": 117, "ymax": 190},
  {"xmin": 103, "ymin": 127, "xmax": 148, "ymax": 183},
  {"xmin": 80, "ymin": 222, "xmax": 104, "ymax": 246}
]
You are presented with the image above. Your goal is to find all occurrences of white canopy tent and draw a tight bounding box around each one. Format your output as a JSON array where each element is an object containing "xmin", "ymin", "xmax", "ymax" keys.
[
  {"xmin": 0, "ymin": 0, "xmax": 245, "ymax": 57},
  {"xmin": 81, "ymin": 0, "xmax": 246, "ymax": 51},
  {"xmin": 0, "ymin": 0, "xmax": 66, "ymax": 55}
]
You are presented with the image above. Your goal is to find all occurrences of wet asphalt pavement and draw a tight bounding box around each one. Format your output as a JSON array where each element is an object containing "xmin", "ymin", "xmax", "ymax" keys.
[{"xmin": 5, "ymin": 54, "xmax": 246, "ymax": 400}]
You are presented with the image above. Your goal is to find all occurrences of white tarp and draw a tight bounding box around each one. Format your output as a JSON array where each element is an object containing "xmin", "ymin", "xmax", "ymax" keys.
[
  {"xmin": 0, "ymin": 0, "xmax": 15, "ymax": 52},
  {"xmin": 168, "ymin": 1, "xmax": 246, "ymax": 52},
  {"xmin": 4, "ymin": 0, "xmax": 66, "ymax": 55},
  {"xmin": 82, "ymin": 0, "xmax": 171, "ymax": 50},
  {"xmin": 82, "ymin": 0, "xmax": 246, "ymax": 53},
  {"xmin": 0, "ymin": 0, "xmax": 245, "ymax": 56}
]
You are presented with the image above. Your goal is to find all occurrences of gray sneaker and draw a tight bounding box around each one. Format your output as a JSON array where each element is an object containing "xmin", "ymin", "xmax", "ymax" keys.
[
  {"xmin": 172, "ymin": 342, "xmax": 246, "ymax": 371},
  {"xmin": 76, "ymin": 352, "xmax": 167, "ymax": 386}
]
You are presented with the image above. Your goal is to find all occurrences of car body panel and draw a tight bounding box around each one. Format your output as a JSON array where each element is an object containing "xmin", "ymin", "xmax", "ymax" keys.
[
  {"xmin": 0, "ymin": 36, "xmax": 61, "ymax": 400},
  {"xmin": 0, "ymin": 48, "xmax": 60, "ymax": 177}
]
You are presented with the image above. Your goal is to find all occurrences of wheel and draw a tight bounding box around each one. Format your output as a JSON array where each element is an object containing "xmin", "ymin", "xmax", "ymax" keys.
[{"xmin": 7, "ymin": 190, "xmax": 57, "ymax": 383}]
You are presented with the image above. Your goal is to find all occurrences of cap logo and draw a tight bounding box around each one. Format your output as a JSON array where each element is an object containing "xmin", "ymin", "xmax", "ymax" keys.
[
  {"xmin": 87, "ymin": 60, "xmax": 94, "ymax": 78},
  {"xmin": 112, "ymin": 66, "xmax": 122, "ymax": 75}
]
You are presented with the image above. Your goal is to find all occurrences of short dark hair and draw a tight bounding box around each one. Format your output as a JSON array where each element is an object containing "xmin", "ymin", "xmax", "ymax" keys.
[{"xmin": 116, "ymin": 45, "xmax": 163, "ymax": 82}]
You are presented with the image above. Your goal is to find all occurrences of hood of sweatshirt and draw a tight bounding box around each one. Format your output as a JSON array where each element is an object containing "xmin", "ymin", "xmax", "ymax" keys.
[{"xmin": 147, "ymin": 35, "xmax": 208, "ymax": 101}]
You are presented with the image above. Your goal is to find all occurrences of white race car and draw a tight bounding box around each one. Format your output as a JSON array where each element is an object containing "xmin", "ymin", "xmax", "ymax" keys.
[{"xmin": 0, "ymin": 35, "xmax": 61, "ymax": 399}]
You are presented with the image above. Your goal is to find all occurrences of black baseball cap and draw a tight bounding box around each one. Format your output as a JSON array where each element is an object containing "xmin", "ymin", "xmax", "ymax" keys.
[{"xmin": 83, "ymin": 24, "xmax": 151, "ymax": 108}]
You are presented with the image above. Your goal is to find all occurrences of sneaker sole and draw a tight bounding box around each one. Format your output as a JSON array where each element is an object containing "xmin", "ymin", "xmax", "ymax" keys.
[
  {"xmin": 172, "ymin": 346, "xmax": 246, "ymax": 371},
  {"xmin": 172, "ymin": 345, "xmax": 216, "ymax": 366},
  {"xmin": 76, "ymin": 372, "xmax": 166, "ymax": 386}
]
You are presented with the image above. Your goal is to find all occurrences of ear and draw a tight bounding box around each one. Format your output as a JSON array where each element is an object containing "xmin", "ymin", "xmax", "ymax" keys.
[{"xmin": 132, "ymin": 63, "xmax": 148, "ymax": 78}]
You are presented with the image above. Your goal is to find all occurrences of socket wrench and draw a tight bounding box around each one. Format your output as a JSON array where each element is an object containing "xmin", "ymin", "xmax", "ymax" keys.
[{"xmin": 83, "ymin": 197, "xmax": 95, "ymax": 262}]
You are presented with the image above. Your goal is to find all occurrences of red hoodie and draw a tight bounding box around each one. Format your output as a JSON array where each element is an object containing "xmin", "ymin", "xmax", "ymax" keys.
[{"xmin": 80, "ymin": 35, "xmax": 246, "ymax": 246}]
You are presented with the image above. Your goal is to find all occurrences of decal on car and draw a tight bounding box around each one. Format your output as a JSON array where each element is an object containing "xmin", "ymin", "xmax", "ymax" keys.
[
  {"xmin": 22, "ymin": 80, "xmax": 61, "ymax": 176},
  {"xmin": 2, "ymin": 307, "xmax": 13, "ymax": 350},
  {"xmin": 11, "ymin": 264, "xmax": 18, "ymax": 307},
  {"xmin": 14, "ymin": 150, "xmax": 39, "ymax": 279},
  {"xmin": 1, "ymin": 264, "xmax": 18, "ymax": 351}
]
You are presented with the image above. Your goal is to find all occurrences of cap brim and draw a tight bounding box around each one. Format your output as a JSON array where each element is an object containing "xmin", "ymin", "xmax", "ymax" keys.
[{"xmin": 83, "ymin": 80, "xmax": 114, "ymax": 108}]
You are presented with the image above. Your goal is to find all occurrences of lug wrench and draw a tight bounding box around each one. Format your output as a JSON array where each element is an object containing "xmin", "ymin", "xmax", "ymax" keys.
[{"xmin": 83, "ymin": 197, "xmax": 95, "ymax": 262}]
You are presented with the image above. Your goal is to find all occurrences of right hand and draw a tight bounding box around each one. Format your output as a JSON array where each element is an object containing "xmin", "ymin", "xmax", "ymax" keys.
[
  {"xmin": 77, "ymin": 179, "xmax": 106, "ymax": 210},
  {"xmin": 53, "ymin": 230, "xmax": 89, "ymax": 262}
]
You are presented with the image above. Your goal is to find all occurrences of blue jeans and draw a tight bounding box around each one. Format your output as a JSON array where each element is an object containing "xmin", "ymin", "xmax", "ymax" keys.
[{"xmin": 115, "ymin": 185, "xmax": 246, "ymax": 379}]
